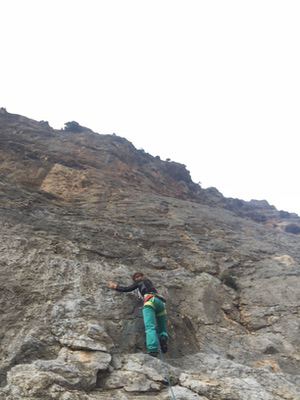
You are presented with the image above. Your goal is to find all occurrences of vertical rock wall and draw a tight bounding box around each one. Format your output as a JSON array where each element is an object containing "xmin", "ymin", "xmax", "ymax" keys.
[{"xmin": 0, "ymin": 111, "xmax": 299, "ymax": 399}]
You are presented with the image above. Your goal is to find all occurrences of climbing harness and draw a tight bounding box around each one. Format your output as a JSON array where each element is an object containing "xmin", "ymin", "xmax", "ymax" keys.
[
  {"xmin": 143, "ymin": 293, "xmax": 167, "ymax": 310},
  {"xmin": 144, "ymin": 293, "xmax": 155, "ymax": 303}
]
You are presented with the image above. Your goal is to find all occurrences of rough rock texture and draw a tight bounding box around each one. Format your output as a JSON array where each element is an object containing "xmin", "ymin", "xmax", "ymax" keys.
[{"xmin": 0, "ymin": 109, "xmax": 299, "ymax": 399}]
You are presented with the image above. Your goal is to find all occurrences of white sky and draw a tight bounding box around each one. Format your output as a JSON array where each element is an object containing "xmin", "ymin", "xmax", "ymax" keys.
[{"xmin": 1, "ymin": 1, "xmax": 300, "ymax": 215}]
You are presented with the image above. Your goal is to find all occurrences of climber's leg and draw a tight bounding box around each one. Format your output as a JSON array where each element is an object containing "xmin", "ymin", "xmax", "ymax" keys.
[
  {"xmin": 154, "ymin": 297, "xmax": 168, "ymax": 353},
  {"xmin": 142, "ymin": 305, "xmax": 159, "ymax": 353}
]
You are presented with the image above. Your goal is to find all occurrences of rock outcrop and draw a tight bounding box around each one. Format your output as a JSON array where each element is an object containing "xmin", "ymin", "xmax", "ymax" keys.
[{"xmin": 0, "ymin": 109, "xmax": 299, "ymax": 399}]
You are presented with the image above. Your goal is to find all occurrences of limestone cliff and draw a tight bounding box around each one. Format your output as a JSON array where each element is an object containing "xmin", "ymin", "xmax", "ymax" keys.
[{"xmin": 0, "ymin": 108, "xmax": 299, "ymax": 399}]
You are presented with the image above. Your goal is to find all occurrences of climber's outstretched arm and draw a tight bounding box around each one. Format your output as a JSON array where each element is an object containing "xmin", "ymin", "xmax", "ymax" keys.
[{"xmin": 107, "ymin": 280, "xmax": 139, "ymax": 292}]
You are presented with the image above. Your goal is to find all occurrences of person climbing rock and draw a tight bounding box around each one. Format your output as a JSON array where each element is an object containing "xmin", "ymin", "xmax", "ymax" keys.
[{"xmin": 107, "ymin": 272, "xmax": 168, "ymax": 357}]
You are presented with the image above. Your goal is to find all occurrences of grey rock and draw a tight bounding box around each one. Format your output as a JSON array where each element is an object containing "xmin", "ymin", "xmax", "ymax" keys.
[
  {"xmin": 0, "ymin": 111, "xmax": 300, "ymax": 399},
  {"xmin": 164, "ymin": 385, "xmax": 209, "ymax": 400},
  {"xmin": 51, "ymin": 319, "xmax": 114, "ymax": 351}
]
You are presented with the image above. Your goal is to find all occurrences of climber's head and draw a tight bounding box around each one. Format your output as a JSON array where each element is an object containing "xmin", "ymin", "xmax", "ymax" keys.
[{"xmin": 132, "ymin": 272, "xmax": 144, "ymax": 282}]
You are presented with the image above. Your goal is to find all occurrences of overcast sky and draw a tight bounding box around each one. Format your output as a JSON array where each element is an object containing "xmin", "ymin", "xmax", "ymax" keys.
[{"xmin": 1, "ymin": 1, "xmax": 300, "ymax": 214}]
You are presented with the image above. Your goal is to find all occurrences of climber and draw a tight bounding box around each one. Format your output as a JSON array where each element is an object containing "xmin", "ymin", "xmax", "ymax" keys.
[{"xmin": 107, "ymin": 272, "xmax": 168, "ymax": 357}]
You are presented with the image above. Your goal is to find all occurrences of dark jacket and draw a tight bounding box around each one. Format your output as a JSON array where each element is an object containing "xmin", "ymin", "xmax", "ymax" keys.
[{"xmin": 116, "ymin": 278, "xmax": 157, "ymax": 297}]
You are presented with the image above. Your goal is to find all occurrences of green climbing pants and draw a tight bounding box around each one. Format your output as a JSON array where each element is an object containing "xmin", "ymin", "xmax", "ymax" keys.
[{"xmin": 142, "ymin": 296, "xmax": 168, "ymax": 353}]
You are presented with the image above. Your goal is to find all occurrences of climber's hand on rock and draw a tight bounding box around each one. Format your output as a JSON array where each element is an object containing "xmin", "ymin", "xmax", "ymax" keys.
[{"xmin": 107, "ymin": 281, "xmax": 118, "ymax": 289}]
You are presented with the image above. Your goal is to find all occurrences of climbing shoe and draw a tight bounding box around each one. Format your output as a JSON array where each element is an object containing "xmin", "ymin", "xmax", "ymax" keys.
[
  {"xmin": 159, "ymin": 336, "xmax": 168, "ymax": 353},
  {"xmin": 148, "ymin": 352, "xmax": 159, "ymax": 358}
]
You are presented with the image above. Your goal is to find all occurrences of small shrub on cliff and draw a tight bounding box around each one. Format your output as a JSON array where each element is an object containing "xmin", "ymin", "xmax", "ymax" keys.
[
  {"xmin": 64, "ymin": 121, "xmax": 83, "ymax": 132},
  {"xmin": 279, "ymin": 210, "xmax": 291, "ymax": 219},
  {"xmin": 220, "ymin": 270, "xmax": 239, "ymax": 291},
  {"xmin": 285, "ymin": 224, "xmax": 300, "ymax": 234}
]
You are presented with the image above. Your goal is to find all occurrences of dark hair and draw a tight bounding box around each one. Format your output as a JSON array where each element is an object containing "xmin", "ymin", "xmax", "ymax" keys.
[{"xmin": 132, "ymin": 272, "xmax": 144, "ymax": 281}]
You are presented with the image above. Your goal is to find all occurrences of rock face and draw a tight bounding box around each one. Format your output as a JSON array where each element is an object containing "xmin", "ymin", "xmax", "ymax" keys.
[{"xmin": 0, "ymin": 110, "xmax": 299, "ymax": 399}]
